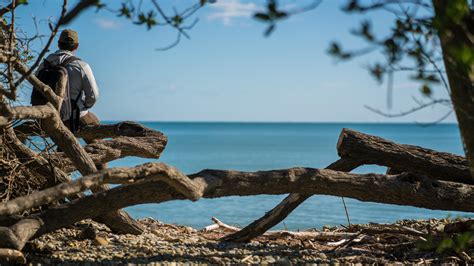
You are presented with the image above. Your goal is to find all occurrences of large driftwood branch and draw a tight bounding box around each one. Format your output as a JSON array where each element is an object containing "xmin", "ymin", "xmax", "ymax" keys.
[
  {"xmin": 6, "ymin": 112, "xmax": 145, "ymax": 235},
  {"xmin": 0, "ymin": 248, "xmax": 26, "ymax": 264},
  {"xmin": 337, "ymin": 128, "xmax": 471, "ymax": 183},
  {"xmin": 0, "ymin": 163, "xmax": 201, "ymax": 216},
  {"xmin": 225, "ymin": 128, "xmax": 471, "ymax": 242},
  {"xmin": 13, "ymin": 120, "xmax": 165, "ymax": 141},
  {"xmin": 222, "ymin": 158, "xmax": 362, "ymax": 242},
  {"xmin": 1, "ymin": 52, "xmax": 144, "ymax": 234},
  {"xmin": 0, "ymin": 105, "xmax": 55, "ymax": 126},
  {"xmin": 38, "ymin": 106, "xmax": 144, "ymax": 235},
  {"xmin": 2, "ymin": 163, "xmax": 474, "ymax": 250},
  {"xmin": 61, "ymin": 135, "xmax": 167, "ymax": 173},
  {"xmin": 33, "ymin": 167, "xmax": 474, "ymax": 235},
  {"xmin": 0, "ymin": 162, "xmax": 202, "ymax": 250},
  {"xmin": 76, "ymin": 121, "xmax": 165, "ymax": 139},
  {"xmin": 14, "ymin": 121, "xmax": 167, "ymax": 173}
]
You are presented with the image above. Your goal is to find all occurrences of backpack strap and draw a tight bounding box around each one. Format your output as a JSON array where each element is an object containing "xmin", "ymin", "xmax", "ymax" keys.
[
  {"xmin": 59, "ymin": 56, "xmax": 80, "ymax": 67},
  {"xmin": 42, "ymin": 58, "xmax": 52, "ymax": 68}
]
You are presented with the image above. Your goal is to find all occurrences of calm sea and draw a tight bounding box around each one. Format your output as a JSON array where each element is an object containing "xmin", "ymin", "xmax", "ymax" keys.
[{"xmin": 105, "ymin": 122, "xmax": 472, "ymax": 230}]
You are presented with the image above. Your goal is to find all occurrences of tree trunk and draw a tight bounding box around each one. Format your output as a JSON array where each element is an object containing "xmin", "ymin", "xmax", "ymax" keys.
[
  {"xmin": 0, "ymin": 163, "xmax": 470, "ymax": 250},
  {"xmin": 221, "ymin": 128, "xmax": 471, "ymax": 242},
  {"xmin": 39, "ymin": 109, "xmax": 143, "ymax": 235},
  {"xmin": 222, "ymin": 158, "xmax": 362, "ymax": 242},
  {"xmin": 432, "ymin": 0, "xmax": 474, "ymax": 178}
]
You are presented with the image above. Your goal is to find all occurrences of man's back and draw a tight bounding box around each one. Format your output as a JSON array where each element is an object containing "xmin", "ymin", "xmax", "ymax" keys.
[{"xmin": 42, "ymin": 49, "xmax": 99, "ymax": 117}]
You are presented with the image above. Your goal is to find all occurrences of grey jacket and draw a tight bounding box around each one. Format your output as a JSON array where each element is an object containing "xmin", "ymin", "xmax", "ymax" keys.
[{"xmin": 38, "ymin": 50, "xmax": 99, "ymax": 117}]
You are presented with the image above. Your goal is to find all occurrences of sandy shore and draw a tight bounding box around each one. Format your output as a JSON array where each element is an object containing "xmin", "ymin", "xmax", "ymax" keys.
[{"xmin": 24, "ymin": 217, "xmax": 470, "ymax": 264}]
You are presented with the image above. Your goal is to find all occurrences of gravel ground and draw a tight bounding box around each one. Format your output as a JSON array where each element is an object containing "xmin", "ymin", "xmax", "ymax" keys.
[{"xmin": 24, "ymin": 218, "xmax": 472, "ymax": 265}]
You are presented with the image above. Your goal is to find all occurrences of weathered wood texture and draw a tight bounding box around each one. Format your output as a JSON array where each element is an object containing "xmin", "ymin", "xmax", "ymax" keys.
[
  {"xmin": 76, "ymin": 121, "xmax": 164, "ymax": 139},
  {"xmin": 0, "ymin": 162, "xmax": 200, "ymax": 250},
  {"xmin": 19, "ymin": 165, "xmax": 474, "ymax": 247},
  {"xmin": 13, "ymin": 120, "xmax": 165, "ymax": 141},
  {"xmin": 222, "ymin": 128, "xmax": 471, "ymax": 242},
  {"xmin": 62, "ymin": 135, "xmax": 167, "ymax": 173},
  {"xmin": 0, "ymin": 248, "xmax": 26, "ymax": 264},
  {"xmin": 222, "ymin": 158, "xmax": 362, "ymax": 242},
  {"xmin": 0, "ymin": 105, "xmax": 55, "ymax": 125},
  {"xmin": 0, "ymin": 218, "xmax": 42, "ymax": 250},
  {"xmin": 337, "ymin": 128, "xmax": 471, "ymax": 183},
  {"xmin": 207, "ymin": 217, "xmax": 357, "ymax": 240},
  {"xmin": 39, "ymin": 108, "xmax": 144, "ymax": 235},
  {"xmin": 10, "ymin": 120, "xmax": 167, "ymax": 234},
  {"xmin": 0, "ymin": 163, "xmax": 201, "ymax": 216}
]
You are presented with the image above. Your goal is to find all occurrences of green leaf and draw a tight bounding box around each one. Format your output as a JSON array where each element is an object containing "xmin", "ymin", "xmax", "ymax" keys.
[
  {"xmin": 342, "ymin": 0, "xmax": 360, "ymax": 12},
  {"xmin": 268, "ymin": 0, "xmax": 277, "ymax": 13},
  {"xmin": 275, "ymin": 12, "xmax": 287, "ymax": 19},
  {"xmin": 328, "ymin": 42, "xmax": 341, "ymax": 55},
  {"xmin": 369, "ymin": 63, "xmax": 385, "ymax": 83},
  {"xmin": 425, "ymin": 74, "xmax": 440, "ymax": 83},
  {"xmin": 254, "ymin": 13, "xmax": 271, "ymax": 21},
  {"xmin": 436, "ymin": 238, "xmax": 454, "ymax": 253},
  {"xmin": 420, "ymin": 84, "xmax": 432, "ymax": 97},
  {"xmin": 172, "ymin": 15, "xmax": 183, "ymax": 26},
  {"xmin": 118, "ymin": 4, "xmax": 133, "ymax": 19}
]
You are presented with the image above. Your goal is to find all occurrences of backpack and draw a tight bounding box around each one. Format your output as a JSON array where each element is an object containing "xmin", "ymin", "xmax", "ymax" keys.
[{"xmin": 31, "ymin": 56, "xmax": 82, "ymax": 132}]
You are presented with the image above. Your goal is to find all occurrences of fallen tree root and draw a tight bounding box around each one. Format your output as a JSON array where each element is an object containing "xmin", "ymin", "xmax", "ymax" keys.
[
  {"xmin": 0, "ymin": 162, "xmax": 201, "ymax": 216},
  {"xmin": 0, "ymin": 248, "xmax": 26, "ymax": 264},
  {"xmin": 76, "ymin": 121, "xmax": 164, "ymax": 139},
  {"xmin": 0, "ymin": 162, "xmax": 202, "ymax": 250},
  {"xmin": 0, "ymin": 163, "xmax": 470, "ymax": 251},
  {"xmin": 62, "ymin": 136, "xmax": 167, "ymax": 173},
  {"xmin": 222, "ymin": 158, "xmax": 362, "ymax": 242},
  {"xmin": 224, "ymin": 128, "xmax": 471, "ymax": 242},
  {"xmin": 337, "ymin": 128, "xmax": 470, "ymax": 184},
  {"xmin": 12, "ymin": 121, "xmax": 167, "ymax": 235}
]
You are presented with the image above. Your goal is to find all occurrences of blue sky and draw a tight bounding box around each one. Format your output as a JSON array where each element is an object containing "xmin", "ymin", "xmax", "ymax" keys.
[{"xmin": 16, "ymin": 0, "xmax": 455, "ymax": 123}]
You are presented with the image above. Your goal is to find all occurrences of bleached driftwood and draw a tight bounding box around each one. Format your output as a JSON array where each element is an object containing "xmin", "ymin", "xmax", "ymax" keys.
[
  {"xmin": 222, "ymin": 158, "xmax": 362, "ymax": 242},
  {"xmin": 225, "ymin": 128, "xmax": 471, "ymax": 242},
  {"xmin": 0, "ymin": 162, "xmax": 200, "ymax": 216},
  {"xmin": 2, "ymin": 161, "xmax": 474, "ymax": 250},
  {"xmin": 337, "ymin": 128, "xmax": 470, "ymax": 184},
  {"xmin": 205, "ymin": 217, "xmax": 358, "ymax": 240},
  {"xmin": 0, "ymin": 248, "xmax": 26, "ymax": 264}
]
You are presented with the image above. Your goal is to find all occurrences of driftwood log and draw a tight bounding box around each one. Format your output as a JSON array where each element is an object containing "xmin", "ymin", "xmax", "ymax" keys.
[
  {"xmin": 337, "ymin": 128, "xmax": 470, "ymax": 184},
  {"xmin": 2, "ymin": 155, "xmax": 474, "ymax": 250},
  {"xmin": 3, "ymin": 104, "xmax": 147, "ymax": 235},
  {"xmin": 0, "ymin": 125, "xmax": 472, "ymax": 257},
  {"xmin": 0, "ymin": 248, "xmax": 26, "ymax": 264},
  {"xmin": 223, "ymin": 128, "xmax": 471, "ymax": 242},
  {"xmin": 222, "ymin": 158, "xmax": 363, "ymax": 242}
]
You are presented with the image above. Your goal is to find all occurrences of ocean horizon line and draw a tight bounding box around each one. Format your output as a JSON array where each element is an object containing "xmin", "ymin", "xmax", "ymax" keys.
[{"xmin": 103, "ymin": 120, "xmax": 458, "ymax": 125}]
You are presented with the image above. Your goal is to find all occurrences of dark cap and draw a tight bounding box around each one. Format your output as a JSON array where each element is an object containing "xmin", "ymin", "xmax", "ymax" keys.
[{"xmin": 59, "ymin": 29, "xmax": 79, "ymax": 44}]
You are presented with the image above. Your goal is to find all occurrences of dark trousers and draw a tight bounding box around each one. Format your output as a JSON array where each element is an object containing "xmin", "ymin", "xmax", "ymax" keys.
[
  {"xmin": 77, "ymin": 112, "xmax": 100, "ymax": 144},
  {"xmin": 70, "ymin": 112, "xmax": 108, "ymax": 170}
]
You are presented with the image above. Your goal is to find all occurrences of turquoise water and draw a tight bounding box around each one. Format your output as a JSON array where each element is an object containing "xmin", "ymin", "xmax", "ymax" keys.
[{"xmin": 106, "ymin": 122, "xmax": 472, "ymax": 230}]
